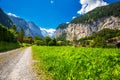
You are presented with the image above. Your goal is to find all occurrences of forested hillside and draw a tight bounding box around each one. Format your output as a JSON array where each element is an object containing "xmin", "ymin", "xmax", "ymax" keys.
[
  {"xmin": 56, "ymin": 23, "xmax": 68, "ymax": 29},
  {"xmin": 79, "ymin": 28, "xmax": 120, "ymax": 48},
  {"xmin": 71, "ymin": 2, "xmax": 120, "ymax": 24}
]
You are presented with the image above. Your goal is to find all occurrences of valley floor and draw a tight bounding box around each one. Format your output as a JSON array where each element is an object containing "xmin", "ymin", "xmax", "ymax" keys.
[{"xmin": 32, "ymin": 46, "xmax": 120, "ymax": 80}]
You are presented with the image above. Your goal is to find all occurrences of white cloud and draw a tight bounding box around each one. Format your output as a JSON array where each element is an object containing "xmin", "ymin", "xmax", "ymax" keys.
[
  {"xmin": 72, "ymin": 16, "xmax": 76, "ymax": 19},
  {"xmin": 7, "ymin": 13, "xmax": 19, "ymax": 17},
  {"xmin": 40, "ymin": 27, "xmax": 56, "ymax": 38},
  {"xmin": 66, "ymin": 22, "xmax": 70, "ymax": 24},
  {"xmin": 40, "ymin": 27, "xmax": 55, "ymax": 33},
  {"xmin": 47, "ymin": 28, "xmax": 56, "ymax": 33},
  {"xmin": 77, "ymin": 0, "xmax": 108, "ymax": 14},
  {"xmin": 50, "ymin": 0, "xmax": 54, "ymax": 4}
]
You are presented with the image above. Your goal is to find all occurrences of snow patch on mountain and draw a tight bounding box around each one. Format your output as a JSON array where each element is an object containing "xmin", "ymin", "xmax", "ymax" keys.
[
  {"xmin": 40, "ymin": 27, "xmax": 56, "ymax": 38},
  {"xmin": 8, "ymin": 13, "xmax": 20, "ymax": 18}
]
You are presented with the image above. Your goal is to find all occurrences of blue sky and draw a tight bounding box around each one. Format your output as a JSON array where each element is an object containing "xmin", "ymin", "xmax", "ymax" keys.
[{"xmin": 0, "ymin": 0, "xmax": 120, "ymax": 29}]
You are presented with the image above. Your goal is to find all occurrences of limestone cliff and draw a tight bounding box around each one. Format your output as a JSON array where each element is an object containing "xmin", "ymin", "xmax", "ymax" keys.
[{"xmin": 55, "ymin": 16, "xmax": 120, "ymax": 41}]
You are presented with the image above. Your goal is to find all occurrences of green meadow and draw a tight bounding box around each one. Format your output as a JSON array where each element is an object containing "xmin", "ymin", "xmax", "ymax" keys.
[{"xmin": 32, "ymin": 46, "xmax": 120, "ymax": 80}]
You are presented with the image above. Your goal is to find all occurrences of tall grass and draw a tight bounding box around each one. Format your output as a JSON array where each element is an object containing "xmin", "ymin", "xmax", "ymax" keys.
[
  {"xmin": 32, "ymin": 46, "xmax": 120, "ymax": 80},
  {"xmin": 0, "ymin": 41, "xmax": 20, "ymax": 52}
]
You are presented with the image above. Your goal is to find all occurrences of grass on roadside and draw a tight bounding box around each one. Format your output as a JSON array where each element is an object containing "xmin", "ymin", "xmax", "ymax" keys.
[{"xmin": 0, "ymin": 41, "xmax": 20, "ymax": 52}]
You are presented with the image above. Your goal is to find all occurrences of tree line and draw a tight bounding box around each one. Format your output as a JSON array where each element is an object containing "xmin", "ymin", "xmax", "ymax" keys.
[
  {"xmin": 0, "ymin": 23, "xmax": 66, "ymax": 46},
  {"xmin": 33, "ymin": 36, "xmax": 66, "ymax": 46}
]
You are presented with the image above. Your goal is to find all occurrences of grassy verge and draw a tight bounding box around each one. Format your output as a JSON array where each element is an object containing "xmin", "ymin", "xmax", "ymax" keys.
[
  {"xmin": 32, "ymin": 46, "xmax": 120, "ymax": 80},
  {"xmin": 0, "ymin": 41, "xmax": 20, "ymax": 52}
]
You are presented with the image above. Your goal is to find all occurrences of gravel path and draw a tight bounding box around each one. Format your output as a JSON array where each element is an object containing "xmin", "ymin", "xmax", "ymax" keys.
[{"xmin": 0, "ymin": 47, "xmax": 34, "ymax": 80}]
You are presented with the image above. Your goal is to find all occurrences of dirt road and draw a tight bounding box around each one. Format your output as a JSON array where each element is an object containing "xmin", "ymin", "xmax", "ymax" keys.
[{"xmin": 0, "ymin": 47, "xmax": 34, "ymax": 80}]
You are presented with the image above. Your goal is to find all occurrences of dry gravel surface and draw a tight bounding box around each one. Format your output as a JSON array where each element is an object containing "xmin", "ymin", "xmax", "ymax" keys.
[{"xmin": 0, "ymin": 47, "xmax": 34, "ymax": 80}]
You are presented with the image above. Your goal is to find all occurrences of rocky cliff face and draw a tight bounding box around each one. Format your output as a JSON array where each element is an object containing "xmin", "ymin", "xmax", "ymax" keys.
[
  {"xmin": 55, "ymin": 28, "xmax": 67, "ymax": 39},
  {"xmin": 55, "ymin": 16, "xmax": 120, "ymax": 41}
]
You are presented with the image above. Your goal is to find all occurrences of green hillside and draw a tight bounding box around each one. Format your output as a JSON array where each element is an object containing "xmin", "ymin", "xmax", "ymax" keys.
[
  {"xmin": 79, "ymin": 28, "xmax": 120, "ymax": 48},
  {"xmin": 71, "ymin": 2, "xmax": 120, "ymax": 24}
]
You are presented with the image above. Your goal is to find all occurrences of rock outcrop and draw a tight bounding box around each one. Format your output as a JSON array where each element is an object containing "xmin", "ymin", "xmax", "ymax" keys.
[{"xmin": 55, "ymin": 16, "xmax": 120, "ymax": 41}]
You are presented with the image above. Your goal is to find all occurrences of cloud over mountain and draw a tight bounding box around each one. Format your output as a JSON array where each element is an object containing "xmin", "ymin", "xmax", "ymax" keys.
[
  {"xmin": 40, "ymin": 27, "xmax": 55, "ymax": 38},
  {"xmin": 77, "ymin": 0, "xmax": 108, "ymax": 14},
  {"xmin": 7, "ymin": 13, "xmax": 19, "ymax": 18}
]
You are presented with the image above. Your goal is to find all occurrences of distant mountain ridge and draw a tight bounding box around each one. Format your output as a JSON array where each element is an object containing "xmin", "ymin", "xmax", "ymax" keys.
[
  {"xmin": 8, "ymin": 14, "xmax": 43, "ymax": 38},
  {"xmin": 8, "ymin": 13, "xmax": 56, "ymax": 38}
]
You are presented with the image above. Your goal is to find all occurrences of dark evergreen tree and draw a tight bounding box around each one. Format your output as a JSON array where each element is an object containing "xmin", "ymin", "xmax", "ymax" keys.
[
  {"xmin": 44, "ymin": 36, "xmax": 51, "ymax": 46},
  {"xmin": 48, "ymin": 38, "xmax": 57, "ymax": 46}
]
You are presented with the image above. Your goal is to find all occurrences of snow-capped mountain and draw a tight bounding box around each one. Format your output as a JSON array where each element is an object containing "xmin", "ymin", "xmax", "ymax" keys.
[
  {"xmin": 40, "ymin": 27, "xmax": 56, "ymax": 38},
  {"xmin": 7, "ymin": 13, "xmax": 55, "ymax": 38},
  {"xmin": 8, "ymin": 13, "xmax": 43, "ymax": 38}
]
